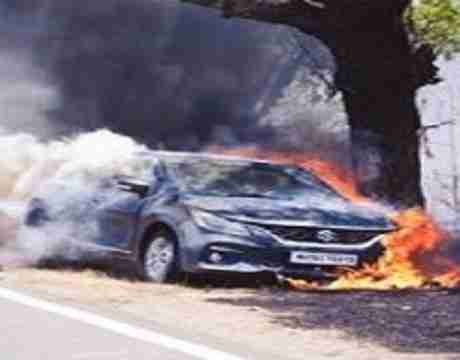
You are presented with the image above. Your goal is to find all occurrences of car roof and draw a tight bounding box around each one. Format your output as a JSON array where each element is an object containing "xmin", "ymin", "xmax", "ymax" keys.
[{"xmin": 138, "ymin": 150, "xmax": 276, "ymax": 166}]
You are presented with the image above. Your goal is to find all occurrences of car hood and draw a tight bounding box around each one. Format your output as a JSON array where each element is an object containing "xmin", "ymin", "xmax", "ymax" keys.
[{"xmin": 183, "ymin": 195, "xmax": 395, "ymax": 230}]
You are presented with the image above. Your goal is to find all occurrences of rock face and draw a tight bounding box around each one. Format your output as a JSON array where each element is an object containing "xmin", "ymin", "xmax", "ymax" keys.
[{"xmin": 419, "ymin": 57, "xmax": 460, "ymax": 222}]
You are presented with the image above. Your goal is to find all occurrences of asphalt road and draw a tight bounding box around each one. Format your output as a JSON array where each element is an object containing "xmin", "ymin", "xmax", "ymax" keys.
[{"xmin": 0, "ymin": 288, "xmax": 242, "ymax": 360}]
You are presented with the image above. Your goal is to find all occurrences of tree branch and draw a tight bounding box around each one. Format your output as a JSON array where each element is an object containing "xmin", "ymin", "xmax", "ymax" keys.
[
  {"xmin": 180, "ymin": 0, "xmax": 326, "ymax": 31},
  {"xmin": 178, "ymin": 0, "xmax": 412, "ymax": 32}
]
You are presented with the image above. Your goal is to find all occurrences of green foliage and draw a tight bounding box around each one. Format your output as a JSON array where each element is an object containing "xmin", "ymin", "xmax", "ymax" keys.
[{"xmin": 409, "ymin": 0, "xmax": 460, "ymax": 56}]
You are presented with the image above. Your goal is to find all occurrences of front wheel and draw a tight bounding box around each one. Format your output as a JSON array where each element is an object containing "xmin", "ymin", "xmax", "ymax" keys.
[{"xmin": 140, "ymin": 230, "xmax": 179, "ymax": 283}]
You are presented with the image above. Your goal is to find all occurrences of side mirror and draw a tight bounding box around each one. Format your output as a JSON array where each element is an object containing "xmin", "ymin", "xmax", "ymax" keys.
[{"xmin": 117, "ymin": 178, "xmax": 150, "ymax": 198}]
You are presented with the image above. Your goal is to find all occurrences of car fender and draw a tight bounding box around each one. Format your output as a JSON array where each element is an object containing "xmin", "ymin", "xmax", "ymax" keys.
[{"xmin": 132, "ymin": 205, "xmax": 189, "ymax": 263}]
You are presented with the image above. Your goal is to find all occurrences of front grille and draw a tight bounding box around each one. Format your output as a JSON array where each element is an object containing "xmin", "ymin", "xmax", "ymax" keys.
[
  {"xmin": 256, "ymin": 224, "xmax": 382, "ymax": 244},
  {"xmin": 261, "ymin": 225, "xmax": 317, "ymax": 242}
]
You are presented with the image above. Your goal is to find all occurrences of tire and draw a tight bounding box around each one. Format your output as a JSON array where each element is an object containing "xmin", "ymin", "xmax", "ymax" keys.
[{"xmin": 140, "ymin": 230, "xmax": 179, "ymax": 283}]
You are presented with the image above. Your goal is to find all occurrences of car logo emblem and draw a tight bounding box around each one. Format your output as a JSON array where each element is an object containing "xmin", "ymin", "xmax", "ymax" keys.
[{"xmin": 316, "ymin": 230, "xmax": 336, "ymax": 242}]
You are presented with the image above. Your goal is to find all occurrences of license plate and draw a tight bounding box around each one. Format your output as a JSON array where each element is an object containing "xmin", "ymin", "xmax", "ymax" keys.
[{"xmin": 290, "ymin": 251, "xmax": 358, "ymax": 266}]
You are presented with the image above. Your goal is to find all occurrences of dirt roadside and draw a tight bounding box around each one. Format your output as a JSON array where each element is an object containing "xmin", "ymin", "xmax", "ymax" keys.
[{"xmin": 0, "ymin": 266, "xmax": 458, "ymax": 360}]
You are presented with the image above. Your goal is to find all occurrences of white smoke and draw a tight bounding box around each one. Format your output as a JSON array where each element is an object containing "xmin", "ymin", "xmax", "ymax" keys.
[
  {"xmin": 258, "ymin": 68, "xmax": 351, "ymax": 164},
  {"xmin": 0, "ymin": 129, "xmax": 156, "ymax": 265},
  {"xmin": 0, "ymin": 46, "xmax": 59, "ymax": 137}
]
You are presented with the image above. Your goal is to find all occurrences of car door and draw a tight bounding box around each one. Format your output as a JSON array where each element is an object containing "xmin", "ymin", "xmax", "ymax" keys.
[{"xmin": 94, "ymin": 178, "xmax": 150, "ymax": 252}]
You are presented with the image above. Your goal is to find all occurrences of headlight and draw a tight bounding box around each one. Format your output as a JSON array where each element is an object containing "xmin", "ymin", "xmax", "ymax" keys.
[{"xmin": 191, "ymin": 210, "xmax": 250, "ymax": 237}]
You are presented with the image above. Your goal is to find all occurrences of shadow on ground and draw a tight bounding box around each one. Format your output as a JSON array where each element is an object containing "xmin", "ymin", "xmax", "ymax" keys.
[
  {"xmin": 23, "ymin": 259, "xmax": 460, "ymax": 353},
  {"xmin": 207, "ymin": 287, "xmax": 460, "ymax": 353},
  {"xmin": 35, "ymin": 259, "xmax": 277, "ymax": 288}
]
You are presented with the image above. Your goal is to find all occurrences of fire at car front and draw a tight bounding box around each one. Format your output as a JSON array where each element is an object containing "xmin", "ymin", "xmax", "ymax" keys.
[{"xmin": 178, "ymin": 195, "xmax": 396, "ymax": 280}]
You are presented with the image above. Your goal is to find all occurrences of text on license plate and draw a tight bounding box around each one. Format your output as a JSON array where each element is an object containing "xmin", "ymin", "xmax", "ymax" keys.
[{"xmin": 290, "ymin": 251, "xmax": 358, "ymax": 266}]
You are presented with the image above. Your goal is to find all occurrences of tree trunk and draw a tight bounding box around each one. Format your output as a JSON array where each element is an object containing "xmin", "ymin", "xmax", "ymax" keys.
[
  {"xmin": 315, "ymin": 8, "xmax": 428, "ymax": 208},
  {"xmin": 341, "ymin": 83, "xmax": 425, "ymax": 208}
]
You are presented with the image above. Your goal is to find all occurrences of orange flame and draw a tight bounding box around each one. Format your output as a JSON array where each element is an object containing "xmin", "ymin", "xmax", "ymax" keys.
[
  {"xmin": 211, "ymin": 147, "xmax": 460, "ymax": 290},
  {"xmin": 213, "ymin": 146, "xmax": 368, "ymax": 203},
  {"xmin": 290, "ymin": 209, "xmax": 460, "ymax": 290}
]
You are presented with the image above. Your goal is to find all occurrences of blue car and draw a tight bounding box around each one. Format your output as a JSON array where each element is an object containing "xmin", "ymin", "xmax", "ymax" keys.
[{"xmin": 25, "ymin": 152, "xmax": 395, "ymax": 283}]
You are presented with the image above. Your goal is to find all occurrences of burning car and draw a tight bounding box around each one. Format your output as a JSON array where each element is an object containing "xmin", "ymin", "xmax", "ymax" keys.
[{"xmin": 25, "ymin": 152, "xmax": 395, "ymax": 283}]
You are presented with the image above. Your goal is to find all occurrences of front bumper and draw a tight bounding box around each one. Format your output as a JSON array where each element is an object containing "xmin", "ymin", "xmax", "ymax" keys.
[
  {"xmin": 179, "ymin": 221, "xmax": 386, "ymax": 280},
  {"xmin": 198, "ymin": 240, "xmax": 384, "ymax": 279}
]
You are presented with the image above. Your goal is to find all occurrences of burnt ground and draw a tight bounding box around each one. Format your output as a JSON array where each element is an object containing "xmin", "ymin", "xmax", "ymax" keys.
[{"xmin": 208, "ymin": 287, "xmax": 460, "ymax": 354}]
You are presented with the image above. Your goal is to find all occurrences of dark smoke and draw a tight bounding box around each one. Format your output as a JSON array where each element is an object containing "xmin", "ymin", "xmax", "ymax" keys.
[{"xmin": 0, "ymin": 0, "xmax": 344, "ymax": 154}]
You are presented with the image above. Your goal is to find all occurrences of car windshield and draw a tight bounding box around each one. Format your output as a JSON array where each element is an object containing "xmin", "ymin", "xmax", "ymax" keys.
[{"xmin": 165, "ymin": 159, "xmax": 339, "ymax": 199}]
